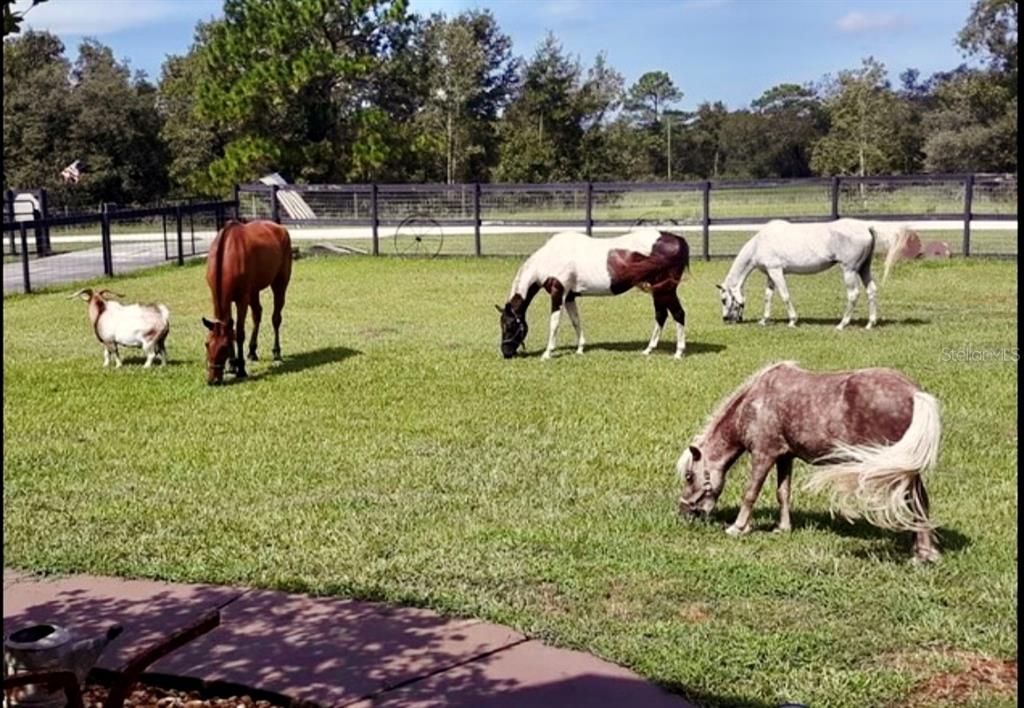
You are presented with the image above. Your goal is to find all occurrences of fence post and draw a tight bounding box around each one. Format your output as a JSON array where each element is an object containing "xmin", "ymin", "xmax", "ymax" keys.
[
  {"xmin": 830, "ymin": 176, "xmax": 840, "ymax": 220},
  {"xmin": 701, "ymin": 181, "xmax": 711, "ymax": 261},
  {"xmin": 176, "ymin": 205, "xmax": 185, "ymax": 266},
  {"xmin": 370, "ymin": 183, "xmax": 379, "ymax": 256},
  {"xmin": 38, "ymin": 188, "xmax": 51, "ymax": 256},
  {"xmin": 473, "ymin": 182, "xmax": 482, "ymax": 257},
  {"xmin": 32, "ymin": 208, "xmax": 42, "ymax": 261},
  {"xmin": 101, "ymin": 203, "xmax": 113, "ymax": 277},
  {"xmin": 188, "ymin": 199, "xmax": 196, "ymax": 256},
  {"xmin": 19, "ymin": 221, "xmax": 31, "ymax": 293},
  {"xmin": 6, "ymin": 188, "xmax": 16, "ymax": 256},
  {"xmin": 962, "ymin": 173, "xmax": 974, "ymax": 257},
  {"xmin": 233, "ymin": 184, "xmax": 241, "ymax": 220},
  {"xmin": 587, "ymin": 182, "xmax": 597, "ymax": 235},
  {"xmin": 162, "ymin": 210, "xmax": 169, "ymax": 260},
  {"xmin": 270, "ymin": 185, "xmax": 280, "ymax": 224}
]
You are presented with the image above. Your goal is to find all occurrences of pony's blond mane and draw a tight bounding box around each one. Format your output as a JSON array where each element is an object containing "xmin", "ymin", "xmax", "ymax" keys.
[{"xmin": 693, "ymin": 361, "xmax": 800, "ymax": 444}]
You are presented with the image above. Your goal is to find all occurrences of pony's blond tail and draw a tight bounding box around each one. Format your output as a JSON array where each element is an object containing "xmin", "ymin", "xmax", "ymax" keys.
[
  {"xmin": 882, "ymin": 226, "xmax": 914, "ymax": 284},
  {"xmin": 803, "ymin": 391, "xmax": 940, "ymax": 532}
]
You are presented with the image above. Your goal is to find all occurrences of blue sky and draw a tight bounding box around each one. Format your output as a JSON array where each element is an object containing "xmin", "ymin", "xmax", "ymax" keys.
[{"xmin": 14, "ymin": 0, "xmax": 979, "ymax": 110}]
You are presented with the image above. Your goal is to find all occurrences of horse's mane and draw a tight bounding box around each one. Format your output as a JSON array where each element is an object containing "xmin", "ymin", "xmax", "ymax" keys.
[
  {"xmin": 694, "ymin": 360, "xmax": 799, "ymax": 444},
  {"xmin": 211, "ymin": 221, "xmax": 242, "ymax": 320}
]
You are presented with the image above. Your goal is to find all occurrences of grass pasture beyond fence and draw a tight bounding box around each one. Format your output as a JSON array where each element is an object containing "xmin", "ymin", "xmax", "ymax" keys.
[{"xmin": 3, "ymin": 254, "xmax": 1017, "ymax": 707}]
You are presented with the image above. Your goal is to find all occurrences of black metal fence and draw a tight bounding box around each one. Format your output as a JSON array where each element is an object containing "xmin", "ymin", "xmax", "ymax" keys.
[
  {"xmin": 238, "ymin": 173, "xmax": 1017, "ymax": 259},
  {"xmin": 2, "ymin": 197, "xmax": 236, "ymax": 294},
  {"xmin": 3, "ymin": 174, "xmax": 1016, "ymax": 294}
]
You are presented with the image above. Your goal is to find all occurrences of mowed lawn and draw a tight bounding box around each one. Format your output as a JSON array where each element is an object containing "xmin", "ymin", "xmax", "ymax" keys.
[{"xmin": 3, "ymin": 253, "xmax": 1017, "ymax": 707}]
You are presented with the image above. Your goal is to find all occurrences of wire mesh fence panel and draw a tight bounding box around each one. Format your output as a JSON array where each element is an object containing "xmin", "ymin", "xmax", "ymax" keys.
[
  {"xmin": 973, "ymin": 175, "xmax": 1018, "ymax": 216},
  {"xmin": 238, "ymin": 190, "xmax": 275, "ymax": 221},
  {"xmin": 592, "ymin": 187, "xmax": 703, "ymax": 224},
  {"xmin": 707, "ymin": 228, "xmax": 761, "ymax": 259},
  {"xmin": 108, "ymin": 213, "xmax": 170, "ymax": 276},
  {"xmin": 480, "ymin": 185, "xmax": 589, "ymax": 225},
  {"xmin": 378, "ymin": 185, "xmax": 476, "ymax": 224},
  {"xmin": 186, "ymin": 207, "xmax": 222, "ymax": 258},
  {"xmin": 965, "ymin": 229, "xmax": 1018, "ymax": 257},
  {"xmin": 837, "ymin": 178, "xmax": 965, "ymax": 217},
  {"xmin": 3, "ymin": 221, "xmax": 107, "ymax": 294},
  {"xmin": 288, "ymin": 187, "xmax": 373, "ymax": 222},
  {"xmin": 711, "ymin": 182, "xmax": 832, "ymax": 220}
]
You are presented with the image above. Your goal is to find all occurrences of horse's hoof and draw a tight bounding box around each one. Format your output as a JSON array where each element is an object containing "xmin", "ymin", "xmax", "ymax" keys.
[
  {"xmin": 866, "ymin": 322, "xmax": 876, "ymax": 330},
  {"xmin": 835, "ymin": 324, "xmax": 846, "ymax": 331},
  {"xmin": 575, "ymin": 349, "xmax": 585, "ymax": 355},
  {"xmin": 642, "ymin": 349, "xmax": 653, "ymax": 356},
  {"xmin": 911, "ymin": 548, "xmax": 942, "ymax": 565},
  {"xmin": 674, "ymin": 351, "xmax": 685, "ymax": 360},
  {"xmin": 772, "ymin": 524, "xmax": 791, "ymax": 534},
  {"xmin": 235, "ymin": 369, "xmax": 248, "ymax": 379},
  {"xmin": 272, "ymin": 350, "xmax": 282, "ymax": 362},
  {"xmin": 788, "ymin": 321, "xmax": 797, "ymax": 328},
  {"xmin": 758, "ymin": 319, "xmax": 768, "ymax": 326},
  {"xmin": 725, "ymin": 524, "xmax": 749, "ymax": 537},
  {"xmin": 248, "ymin": 352, "xmax": 259, "ymax": 362}
]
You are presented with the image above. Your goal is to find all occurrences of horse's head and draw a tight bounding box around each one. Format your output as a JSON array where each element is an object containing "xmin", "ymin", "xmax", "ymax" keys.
[
  {"xmin": 202, "ymin": 317, "xmax": 234, "ymax": 385},
  {"xmin": 716, "ymin": 284, "xmax": 744, "ymax": 323},
  {"xmin": 676, "ymin": 444, "xmax": 726, "ymax": 519},
  {"xmin": 495, "ymin": 303, "xmax": 528, "ymax": 359}
]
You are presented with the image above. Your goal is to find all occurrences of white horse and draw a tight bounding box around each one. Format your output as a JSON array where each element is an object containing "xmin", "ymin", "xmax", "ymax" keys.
[
  {"xmin": 497, "ymin": 229, "xmax": 690, "ymax": 360},
  {"xmin": 717, "ymin": 218, "xmax": 918, "ymax": 330}
]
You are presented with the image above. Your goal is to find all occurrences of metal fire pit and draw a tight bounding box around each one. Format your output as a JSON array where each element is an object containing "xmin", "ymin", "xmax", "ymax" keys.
[{"xmin": 4, "ymin": 610, "xmax": 220, "ymax": 708}]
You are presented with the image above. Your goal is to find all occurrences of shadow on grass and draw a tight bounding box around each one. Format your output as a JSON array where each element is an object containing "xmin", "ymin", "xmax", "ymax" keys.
[
  {"xmin": 521, "ymin": 341, "xmax": 726, "ymax": 357},
  {"xmin": 215, "ymin": 346, "xmax": 361, "ymax": 385},
  {"xmin": 708, "ymin": 505, "xmax": 970, "ymax": 562}
]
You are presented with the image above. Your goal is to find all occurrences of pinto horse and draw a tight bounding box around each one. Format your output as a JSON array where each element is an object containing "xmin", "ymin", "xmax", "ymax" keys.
[
  {"xmin": 676, "ymin": 361, "xmax": 942, "ymax": 563},
  {"xmin": 202, "ymin": 220, "xmax": 292, "ymax": 385},
  {"xmin": 497, "ymin": 229, "xmax": 690, "ymax": 359},
  {"xmin": 718, "ymin": 218, "xmax": 919, "ymax": 330}
]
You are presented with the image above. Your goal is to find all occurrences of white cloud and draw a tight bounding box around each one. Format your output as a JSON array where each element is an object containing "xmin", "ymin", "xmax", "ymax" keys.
[
  {"xmin": 836, "ymin": 11, "xmax": 910, "ymax": 33},
  {"xmin": 12, "ymin": 0, "xmax": 218, "ymax": 36}
]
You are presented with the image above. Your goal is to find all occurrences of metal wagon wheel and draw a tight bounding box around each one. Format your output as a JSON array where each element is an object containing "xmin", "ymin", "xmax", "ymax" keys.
[
  {"xmin": 632, "ymin": 217, "xmax": 680, "ymax": 228},
  {"xmin": 394, "ymin": 215, "xmax": 444, "ymax": 258}
]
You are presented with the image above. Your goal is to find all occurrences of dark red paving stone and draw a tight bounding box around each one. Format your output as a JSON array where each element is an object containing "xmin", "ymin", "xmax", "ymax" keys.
[
  {"xmin": 347, "ymin": 640, "xmax": 697, "ymax": 708},
  {"xmin": 149, "ymin": 588, "xmax": 526, "ymax": 707},
  {"xmin": 3, "ymin": 574, "xmax": 244, "ymax": 671}
]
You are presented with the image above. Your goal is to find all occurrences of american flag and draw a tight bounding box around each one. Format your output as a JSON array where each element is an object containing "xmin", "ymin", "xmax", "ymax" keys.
[{"xmin": 61, "ymin": 160, "xmax": 81, "ymax": 184}]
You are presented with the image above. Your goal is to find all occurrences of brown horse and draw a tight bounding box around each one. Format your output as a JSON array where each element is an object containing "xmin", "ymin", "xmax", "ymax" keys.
[
  {"xmin": 676, "ymin": 362, "xmax": 942, "ymax": 563},
  {"xmin": 202, "ymin": 220, "xmax": 292, "ymax": 385}
]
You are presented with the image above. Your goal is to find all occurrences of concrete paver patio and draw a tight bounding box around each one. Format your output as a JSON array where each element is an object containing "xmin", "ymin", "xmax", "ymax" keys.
[{"xmin": 3, "ymin": 569, "xmax": 695, "ymax": 707}]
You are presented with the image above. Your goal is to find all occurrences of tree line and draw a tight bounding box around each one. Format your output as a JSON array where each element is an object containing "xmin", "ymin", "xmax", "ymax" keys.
[{"xmin": 2, "ymin": 0, "xmax": 1017, "ymax": 210}]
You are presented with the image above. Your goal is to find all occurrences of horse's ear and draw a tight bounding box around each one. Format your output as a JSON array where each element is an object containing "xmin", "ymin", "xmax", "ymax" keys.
[
  {"xmin": 715, "ymin": 284, "xmax": 723, "ymax": 291},
  {"xmin": 201, "ymin": 317, "xmax": 215, "ymax": 331},
  {"xmin": 688, "ymin": 445, "xmax": 702, "ymax": 462},
  {"xmin": 494, "ymin": 304, "xmax": 504, "ymax": 313}
]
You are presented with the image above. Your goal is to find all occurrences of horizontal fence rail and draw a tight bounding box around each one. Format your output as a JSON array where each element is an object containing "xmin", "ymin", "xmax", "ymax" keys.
[
  {"xmin": 237, "ymin": 173, "xmax": 1017, "ymax": 260},
  {"xmin": 3, "ymin": 174, "xmax": 1016, "ymax": 294}
]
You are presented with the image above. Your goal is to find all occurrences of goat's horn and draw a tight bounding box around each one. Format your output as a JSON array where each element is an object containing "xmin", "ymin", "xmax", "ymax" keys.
[
  {"xmin": 69, "ymin": 288, "xmax": 93, "ymax": 300},
  {"xmin": 98, "ymin": 289, "xmax": 125, "ymax": 299}
]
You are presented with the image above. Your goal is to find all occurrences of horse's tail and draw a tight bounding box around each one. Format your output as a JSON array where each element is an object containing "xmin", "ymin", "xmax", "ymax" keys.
[
  {"xmin": 803, "ymin": 391, "xmax": 941, "ymax": 532},
  {"xmin": 881, "ymin": 226, "xmax": 915, "ymax": 285}
]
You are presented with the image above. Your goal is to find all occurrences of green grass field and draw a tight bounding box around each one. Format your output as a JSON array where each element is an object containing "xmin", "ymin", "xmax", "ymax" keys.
[{"xmin": 3, "ymin": 255, "xmax": 1017, "ymax": 708}]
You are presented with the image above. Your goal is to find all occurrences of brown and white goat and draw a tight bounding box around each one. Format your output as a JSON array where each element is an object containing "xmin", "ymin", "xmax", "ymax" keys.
[{"xmin": 70, "ymin": 289, "xmax": 170, "ymax": 368}]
